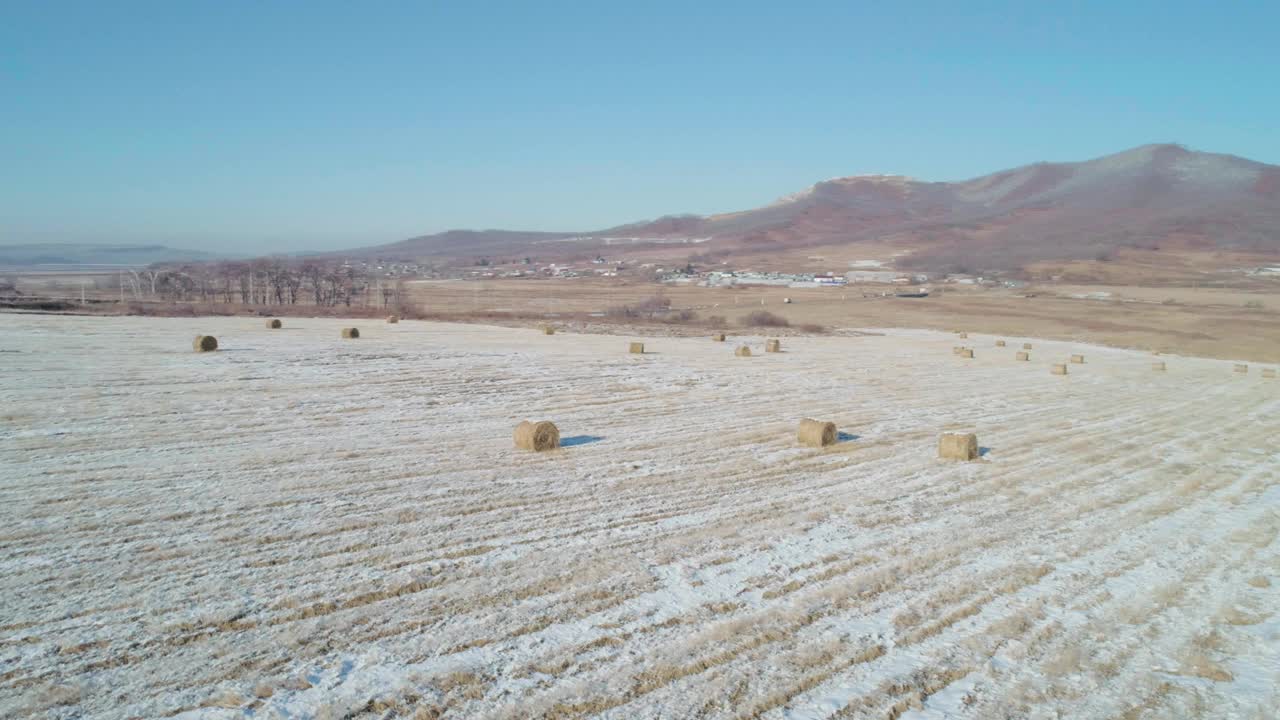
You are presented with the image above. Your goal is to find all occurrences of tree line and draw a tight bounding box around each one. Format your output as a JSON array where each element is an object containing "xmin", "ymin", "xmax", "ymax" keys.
[{"xmin": 119, "ymin": 259, "xmax": 408, "ymax": 309}]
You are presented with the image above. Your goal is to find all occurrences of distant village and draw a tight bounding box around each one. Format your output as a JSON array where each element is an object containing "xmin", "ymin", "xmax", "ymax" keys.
[{"xmin": 346, "ymin": 255, "xmax": 1025, "ymax": 289}]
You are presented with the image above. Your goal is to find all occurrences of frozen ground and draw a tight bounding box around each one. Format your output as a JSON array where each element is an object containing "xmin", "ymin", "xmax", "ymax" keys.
[{"xmin": 1, "ymin": 314, "xmax": 1277, "ymax": 719}]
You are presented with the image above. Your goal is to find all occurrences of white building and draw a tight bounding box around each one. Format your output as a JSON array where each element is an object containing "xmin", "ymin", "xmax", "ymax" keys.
[{"xmin": 846, "ymin": 270, "xmax": 901, "ymax": 283}]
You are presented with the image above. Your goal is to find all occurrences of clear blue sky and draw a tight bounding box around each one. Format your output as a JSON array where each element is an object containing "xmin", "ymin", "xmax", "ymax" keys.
[{"xmin": 2, "ymin": 1, "xmax": 1277, "ymax": 252}]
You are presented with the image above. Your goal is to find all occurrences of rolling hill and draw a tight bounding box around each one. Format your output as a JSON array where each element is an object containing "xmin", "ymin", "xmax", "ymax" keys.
[
  {"xmin": 344, "ymin": 144, "xmax": 1280, "ymax": 271},
  {"xmin": 0, "ymin": 243, "xmax": 226, "ymax": 269}
]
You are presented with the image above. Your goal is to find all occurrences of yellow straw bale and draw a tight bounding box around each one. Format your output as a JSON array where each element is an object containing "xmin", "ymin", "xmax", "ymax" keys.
[
  {"xmin": 938, "ymin": 433, "xmax": 978, "ymax": 461},
  {"xmin": 797, "ymin": 418, "xmax": 837, "ymax": 447},
  {"xmin": 514, "ymin": 420, "xmax": 560, "ymax": 451}
]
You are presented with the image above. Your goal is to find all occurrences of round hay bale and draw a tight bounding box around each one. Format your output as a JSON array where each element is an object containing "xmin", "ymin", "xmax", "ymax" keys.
[
  {"xmin": 1023, "ymin": 343, "xmax": 1033, "ymax": 350},
  {"xmin": 341, "ymin": 327, "xmax": 360, "ymax": 339},
  {"xmin": 1016, "ymin": 351, "xmax": 1030, "ymax": 361},
  {"xmin": 1234, "ymin": 363, "xmax": 1248, "ymax": 374},
  {"xmin": 798, "ymin": 418, "xmax": 837, "ymax": 447},
  {"xmin": 735, "ymin": 345, "xmax": 752, "ymax": 357},
  {"xmin": 1070, "ymin": 354, "xmax": 1084, "ymax": 364},
  {"xmin": 1051, "ymin": 363, "xmax": 1068, "ymax": 375},
  {"xmin": 765, "ymin": 338, "xmax": 782, "ymax": 353},
  {"xmin": 387, "ymin": 315, "xmax": 400, "ymax": 324},
  {"xmin": 1152, "ymin": 361, "xmax": 1167, "ymax": 372},
  {"xmin": 629, "ymin": 342, "xmax": 645, "ymax": 354},
  {"xmin": 542, "ymin": 325, "xmax": 556, "ymax": 335},
  {"xmin": 265, "ymin": 318, "xmax": 282, "ymax": 329},
  {"xmin": 938, "ymin": 433, "xmax": 978, "ymax": 461},
  {"xmin": 712, "ymin": 333, "xmax": 726, "ymax": 342},
  {"xmin": 959, "ymin": 348, "xmax": 974, "ymax": 358},
  {"xmin": 192, "ymin": 335, "xmax": 218, "ymax": 352},
  {"xmin": 995, "ymin": 340, "xmax": 1006, "ymax": 347},
  {"xmin": 514, "ymin": 420, "xmax": 559, "ymax": 452}
]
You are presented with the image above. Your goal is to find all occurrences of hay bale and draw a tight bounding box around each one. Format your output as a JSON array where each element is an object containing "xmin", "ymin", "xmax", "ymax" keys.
[
  {"xmin": 1070, "ymin": 354, "xmax": 1084, "ymax": 364},
  {"xmin": 1262, "ymin": 368, "xmax": 1276, "ymax": 378},
  {"xmin": 629, "ymin": 342, "xmax": 645, "ymax": 354},
  {"xmin": 959, "ymin": 348, "xmax": 974, "ymax": 358},
  {"xmin": 995, "ymin": 340, "xmax": 1006, "ymax": 347},
  {"xmin": 952, "ymin": 346, "xmax": 962, "ymax": 355},
  {"xmin": 959, "ymin": 332, "xmax": 968, "ymax": 339},
  {"xmin": 713, "ymin": 333, "xmax": 726, "ymax": 342},
  {"xmin": 514, "ymin": 420, "xmax": 559, "ymax": 451},
  {"xmin": 542, "ymin": 325, "xmax": 556, "ymax": 335},
  {"xmin": 1023, "ymin": 343, "xmax": 1033, "ymax": 350},
  {"xmin": 735, "ymin": 345, "xmax": 752, "ymax": 357},
  {"xmin": 387, "ymin": 315, "xmax": 399, "ymax": 324},
  {"xmin": 341, "ymin": 327, "xmax": 360, "ymax": 339},
  {"xmin": 1234, "ymin": 364, "xmax": 1248, "ymax": 374},
  {"xmin": 798, "ymin": 418, "xmax": 837, "ymax": 447},
  {"xmin": 192, "ymin": 335, "xmax": 218, "ymax": 352},
  {"xmin": 1152, "ymin": 361, "xmax": 1166, "ymax": 372},
  {"xmin": 1051, "ymin": 363, "xmax": 1068, "ymax": 375},
  {"xmin": 765, "ymin": 338, "xmax": 782, "ymax": 353},
  {"xmin": 265, "ymin": 318, "xmax": 282, "ymax": 329},
  {"xmin": 1016, "ymin": 351, "xmax": 1030, "ymax": 361},
  {"xmin": 938, "ymin": 433, "xmax": 978, "ymax": 461}
]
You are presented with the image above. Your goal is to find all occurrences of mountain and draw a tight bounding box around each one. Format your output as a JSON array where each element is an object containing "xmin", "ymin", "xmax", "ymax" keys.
[
  {"xmin": 0, "ymin": 243, "xmax": 226, "ymax": 269},
  {"xmin": 341, "ymin": 230, "xmax": 579, "ymax": 261},
  {"xmin": 339, "ymin": 144, "xmax": 1280, "ymax": 271}
]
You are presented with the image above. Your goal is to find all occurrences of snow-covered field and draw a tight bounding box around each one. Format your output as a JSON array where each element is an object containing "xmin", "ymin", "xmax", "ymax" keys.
[{"xmin": 2, "ymin": 314, "xmax": 1277, "ymax": 719}]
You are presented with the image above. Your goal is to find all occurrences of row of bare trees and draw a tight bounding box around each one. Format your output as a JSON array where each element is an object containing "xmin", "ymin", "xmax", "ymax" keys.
[{"xmin": 120, "ymin": 259, "xmax": 408, "ymax": 309}]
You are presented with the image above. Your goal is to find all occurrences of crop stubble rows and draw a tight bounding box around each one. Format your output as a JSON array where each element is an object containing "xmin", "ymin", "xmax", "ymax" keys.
[{"xmin": 1, "ymin": 315, "xmax": 1276, "ymax": 719}]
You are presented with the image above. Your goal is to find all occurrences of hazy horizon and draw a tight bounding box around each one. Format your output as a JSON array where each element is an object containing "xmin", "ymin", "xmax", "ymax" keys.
[{"xmin": 4, "ymin": 1, "xmax": 1278, "ymax": 253}]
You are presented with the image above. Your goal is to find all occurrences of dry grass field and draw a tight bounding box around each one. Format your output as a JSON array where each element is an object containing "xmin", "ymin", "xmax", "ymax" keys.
[
  {"xmin": 1, "ymin": 314, "xmax": 1278, "ymax": 719},
  {"xmin": 406, "ymin": 279, "xmax": 1280, "ymax": 363}
]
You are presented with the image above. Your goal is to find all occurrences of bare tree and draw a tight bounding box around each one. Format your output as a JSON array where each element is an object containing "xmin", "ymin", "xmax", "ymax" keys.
[
  {"xmin": 213, "ymin": 262, "xmax": 240, "ymax": 303},
  {"xmin": 265, "ymin": 259, "xmax": 289, "ymax": 305},
  {"xmin": 300, "ymin": 260, "xmax": 326, "ymax": 306},
  {"xmin": 284, "ymin": 267, "xmax": 302, "ymax": 304},
  {"xmin": 139, "ymin": 268, "xmax": 165, "ymax": 297}
]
